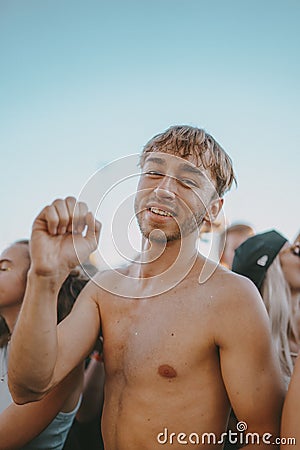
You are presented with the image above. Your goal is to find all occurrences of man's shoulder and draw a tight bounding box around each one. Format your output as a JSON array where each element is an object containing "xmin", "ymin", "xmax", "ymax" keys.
[
  {"xmin": 214, "ymin": 263, "xmax": 257, "ymax": 291},
  {"xmin": 92, "ymin": 267, "xmax": 124, "ymax": 281},
  {"xmin": 195, "ymin": 260, "xmax": 264, "ymax": 311},
  {"xmin": 89, "ymin": 265, "xmax": 133, "ymax": 298},
  {"xmin": 203, "ymin": 265, "xmax": 271, "ymax": 348}
]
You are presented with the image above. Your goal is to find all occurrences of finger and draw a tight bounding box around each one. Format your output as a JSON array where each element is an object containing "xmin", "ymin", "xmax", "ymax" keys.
[
  {"xmin": 85, "ymin": 212, "xmax": 102, "ymax": 251},
  {"xmin": 76, "ymin": 201, "xmax": 89, "ymax": 234},
  {"xmin": 42, "ymin": 204, "xmax": 60, "ymax": 236},
  {"xmin": 95, "ymin": 218, "xmax": 101, "ymax": 244},
  {"xmin": 65, "ymin": 197, "xmax": 76, "ymax": 233},
  {"xmin": 65, "ymin": 197, "xmax": 88, "ymax": 234},
  {"xmin": 52, "ymin": 198, "xmax": 71, "ymax": 235}
]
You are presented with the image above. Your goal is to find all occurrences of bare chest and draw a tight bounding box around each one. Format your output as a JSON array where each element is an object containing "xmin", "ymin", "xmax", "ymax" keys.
[{"xmin": 100, "ymin": 284, "xmax": 218, "ymax": 383}]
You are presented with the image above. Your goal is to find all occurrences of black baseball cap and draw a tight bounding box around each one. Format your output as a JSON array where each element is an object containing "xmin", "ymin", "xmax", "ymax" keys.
[{"xmin": 232, "ymin": 230, "xmax": 288, "ymax": 290}]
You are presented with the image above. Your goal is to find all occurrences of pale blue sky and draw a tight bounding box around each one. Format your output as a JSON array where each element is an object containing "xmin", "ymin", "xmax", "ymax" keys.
[{"xmin": 1, "ymin": 0, "xmax": 299, "ymax": 254}]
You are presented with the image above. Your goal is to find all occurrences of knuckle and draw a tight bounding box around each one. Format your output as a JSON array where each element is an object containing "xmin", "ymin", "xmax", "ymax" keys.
[
  {"xmin": 52, "ymin": 198, "xmax": 64, "ymax": 206},
  {"xmin": 65, "ymin": 196, "xmax": 76, "ymax": 205},
  {"xmin": 77, "ymin": 201, "xmax": 88, "ymax": 212},
  {"xmin": 44, "ymin": 205, "xmax": 52, "ymax": 214},
  {"xmin": 60, "ymin": 214, "xmax": 70, "ymax": 226}
]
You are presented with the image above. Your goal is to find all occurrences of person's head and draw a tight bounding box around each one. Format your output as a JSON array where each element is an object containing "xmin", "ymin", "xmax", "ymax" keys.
[
  {"xmin": 219, "ymin": 223, "xmax": 255, "ymax": 269},
  {"xmin": 232, "ymin": 230, "xmax": 300, "ymax": 296},
  {"xmin": 0, "ymin": 240, "xmax": 30, "ymax": 347},
  {"xmin": 0, "ymin": 239, "xmax": 88, "ymax": 346},
  {"xmin": 232, "ymin": 230, "xmax": 300, "ymax": 383},
  {"xmin": 135, "ymin": 125, "xmax": 236, "ymax": 243},
  {"xmin": 0, "ymin": 240, "xmax": 30, "ymax": 310},
  {"xmin": 279, "ymin": 240, "xmax": 300, "ymax": 297}
]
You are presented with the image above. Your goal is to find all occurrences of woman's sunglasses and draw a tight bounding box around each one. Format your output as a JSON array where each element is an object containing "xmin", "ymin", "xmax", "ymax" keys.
[{"xmin": 290, "ymin": 243, "xmax": 300, "ymax": 257}]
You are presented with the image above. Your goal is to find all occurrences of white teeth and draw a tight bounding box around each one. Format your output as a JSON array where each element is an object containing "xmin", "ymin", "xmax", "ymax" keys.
[{"xmin": 150, "ymin": 207, "xmax": 172, "ymax": 217}]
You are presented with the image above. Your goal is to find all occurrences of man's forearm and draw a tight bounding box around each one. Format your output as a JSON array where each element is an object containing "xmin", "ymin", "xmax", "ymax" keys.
[{"xmin": 8, "ymin": 270, "xmax": 63, "ymax": 403}]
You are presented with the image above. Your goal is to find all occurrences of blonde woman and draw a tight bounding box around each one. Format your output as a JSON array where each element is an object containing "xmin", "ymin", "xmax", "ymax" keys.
[{"xmin": 232, "ymin": 230, "xmax": 300, "ymax": 385}]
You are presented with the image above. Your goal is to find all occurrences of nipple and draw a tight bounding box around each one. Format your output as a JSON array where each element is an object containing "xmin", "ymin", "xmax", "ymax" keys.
[{"xmin": 158, "ymin": 364, "xmax": 177, "ymax": 378}]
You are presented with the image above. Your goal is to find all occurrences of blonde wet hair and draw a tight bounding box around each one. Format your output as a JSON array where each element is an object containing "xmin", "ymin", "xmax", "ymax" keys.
[{"xmin": 140, "ymin": 125, "xmax": 236, "ymax": 197}]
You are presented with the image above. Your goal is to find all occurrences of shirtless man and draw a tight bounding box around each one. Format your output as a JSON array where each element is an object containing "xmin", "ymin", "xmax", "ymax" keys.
[{"xmin": 9, "ymin": 126, "xmax": 284, "ymax": 449}]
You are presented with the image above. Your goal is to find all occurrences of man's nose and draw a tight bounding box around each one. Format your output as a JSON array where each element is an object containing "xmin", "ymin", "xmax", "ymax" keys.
[{"xmin": 154, "ymin": 175, "xmax": 176, "ymax": 200}]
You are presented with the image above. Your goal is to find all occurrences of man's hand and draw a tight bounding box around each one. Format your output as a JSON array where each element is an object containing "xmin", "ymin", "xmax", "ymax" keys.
[{"xmin": 30, "ymin": 197, "xmax": 101, "ymax": 279}]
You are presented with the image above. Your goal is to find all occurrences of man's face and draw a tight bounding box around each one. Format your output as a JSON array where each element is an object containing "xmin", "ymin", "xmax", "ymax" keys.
[{"xmin": 134, "ymin": 152, "xmax": 220, "ymax": 243}]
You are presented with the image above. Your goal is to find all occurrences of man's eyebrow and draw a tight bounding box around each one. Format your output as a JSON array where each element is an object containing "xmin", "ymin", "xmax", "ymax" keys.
[
  {"xmin": 144, "ymin": 156, "xmax": 206, "ymax": 178},
  {"xmin": 0, "ymin": 259, "xmax": 12, "ymax": 264},
  {"xmin": 144, "ymin": 156, "xmax": 166, "ymax": 165},
  {"xmin": 179, "ymin": 163, "xmax": 206, "ymax": 177}
]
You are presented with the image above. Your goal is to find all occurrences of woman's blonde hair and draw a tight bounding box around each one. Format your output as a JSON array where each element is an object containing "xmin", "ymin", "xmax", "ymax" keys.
[{"xmin": 261, "ymin": 255, "xmax": 298, "ymax": 385}]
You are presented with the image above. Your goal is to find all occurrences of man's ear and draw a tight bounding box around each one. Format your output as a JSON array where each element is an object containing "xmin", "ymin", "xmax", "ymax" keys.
[{"xmin": 203, "ymin": 198, "xmax": 223, "ymax": 225}]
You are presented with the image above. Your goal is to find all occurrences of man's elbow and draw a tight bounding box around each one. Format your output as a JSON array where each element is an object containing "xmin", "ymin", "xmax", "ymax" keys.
[{"xmin": 8, "ymin": 379, "xmax": 49, "ymax": 405}]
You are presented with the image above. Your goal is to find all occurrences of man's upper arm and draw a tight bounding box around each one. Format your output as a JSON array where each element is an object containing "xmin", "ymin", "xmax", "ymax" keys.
[
  {"xmin": 217, "ymin": 276, "xmax": 285, "ymax": 439},
  {"xmin": 53, "ymin": 279, "xmax": 101, "ymax": 385}
]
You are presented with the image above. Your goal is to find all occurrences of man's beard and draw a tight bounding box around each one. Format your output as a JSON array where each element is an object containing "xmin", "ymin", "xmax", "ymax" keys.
[{"xmin": 136, "ymin": 210, "xmax": 205, "ymax": 243}]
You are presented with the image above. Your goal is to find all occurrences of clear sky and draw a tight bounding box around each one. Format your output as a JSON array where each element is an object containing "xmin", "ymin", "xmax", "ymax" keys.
[{"xmin": 1, "ymin": 0, "xmax": 299, "ymax": 256}]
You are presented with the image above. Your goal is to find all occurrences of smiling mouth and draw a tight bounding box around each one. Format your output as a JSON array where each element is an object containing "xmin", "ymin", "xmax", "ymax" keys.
[{"xmin": 148, "ymin": 207, "xmax": 174, "ymax": 217}]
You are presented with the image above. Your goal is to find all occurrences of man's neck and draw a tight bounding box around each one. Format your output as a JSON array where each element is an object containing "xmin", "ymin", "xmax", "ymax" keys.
[{"xmin": 136, "ymin": 232, "xmax": 199, "ymax": 280}]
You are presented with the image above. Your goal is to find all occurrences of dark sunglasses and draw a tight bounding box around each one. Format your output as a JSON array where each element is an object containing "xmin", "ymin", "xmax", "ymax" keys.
[{"xmin": 291, "ymin": 244, "xmax": 300, "ymax": 257}]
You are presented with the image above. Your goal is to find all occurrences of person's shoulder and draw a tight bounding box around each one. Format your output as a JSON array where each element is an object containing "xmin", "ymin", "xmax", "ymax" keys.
[
  {"xmin": 205, "ymin": 265, "xmax": 271, "ymax": 346},
  {"xmin": 88, "ymin": 265, "xmax": 132, "ymax": 298},
  {"xmin": 92, "ymin": 264, "xmax": 131, "ymax": 282},
  {"xmin": 200, "ymin": 261, "xmax": 265, "ymax": 311},
  {"xmin": 195, "ymin": 256, "xmax": 255, "ymax": 289},
  {"xmin": 216, "ymin": 264, "xmax": 258, "ymax": 292}
]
